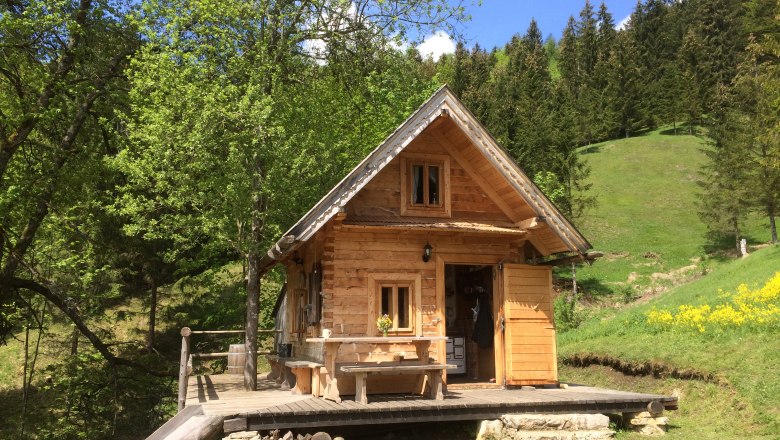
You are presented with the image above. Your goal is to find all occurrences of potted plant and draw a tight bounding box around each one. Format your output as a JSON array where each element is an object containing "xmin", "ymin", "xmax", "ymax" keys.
[{"xmin": 376, "ymin": 314, "xmax": 392, "ymax": 337}]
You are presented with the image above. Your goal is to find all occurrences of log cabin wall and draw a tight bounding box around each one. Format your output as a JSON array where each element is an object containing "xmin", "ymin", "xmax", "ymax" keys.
[
  {"xmin": 346, "ymin": 131, "xmax": 513, "ymax": 222},
  {"xmin": 285, "ymin": 235, "xmax": 326, "ymax": 363}
]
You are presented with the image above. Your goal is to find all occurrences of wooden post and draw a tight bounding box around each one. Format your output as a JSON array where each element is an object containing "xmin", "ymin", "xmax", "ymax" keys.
[
  {"xmin": 571, "ymin": 262, "xmax": 577, "ymax": 296},
  {"xmin": 177, "ymin": 327, "xmax": 191, "ymax": 412},
  {"xmin": 354, "ymin": 372, "xmax": 368, "ymax": 404}
]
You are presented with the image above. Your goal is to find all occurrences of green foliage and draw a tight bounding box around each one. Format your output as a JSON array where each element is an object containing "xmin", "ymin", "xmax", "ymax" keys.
[
  {"xmin": 38, "ymin": 353, "xmax": 173, "ymax": 440},
  {"xmin": 699, "ymin": 19, "xmax": 780, "ymax": 246},
  {"xmin": 554, "ymin": 292, "xmax": 584, "ymax": 332},
  {"xmin": 533, "ymin": 171, "xmax": 567, "ymax": 208},
  {"xmin": 560, "ymin": 246, "xmax": 780, "ymax": 437}
]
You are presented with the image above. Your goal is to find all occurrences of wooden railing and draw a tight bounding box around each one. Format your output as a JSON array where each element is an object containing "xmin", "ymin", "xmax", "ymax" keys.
[{"xmin": 177, "ymin": 327, "xmax": 278, "ymax": 411}]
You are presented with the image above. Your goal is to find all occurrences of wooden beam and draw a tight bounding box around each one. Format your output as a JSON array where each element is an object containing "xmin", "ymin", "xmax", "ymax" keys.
[
  {"xmin": 339, "ymin": 222, "xmax": 527, "ymax": 236},
  {"xmin": 534, "ymin": 251, "xmax": 603, "ymax": 266},
  {"xmin": 516, "ymin": 216, "xmax": 545, "ymax": 230}
]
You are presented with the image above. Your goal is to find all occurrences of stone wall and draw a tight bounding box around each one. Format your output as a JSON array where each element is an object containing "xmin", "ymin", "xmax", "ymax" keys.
[
  {"xmin": 476, "ymin": 414, "xmax": 615, "ymax": 440},
  {"xmin": 224, "ymin": 431, "xmax": 339, "ymax": 440}
]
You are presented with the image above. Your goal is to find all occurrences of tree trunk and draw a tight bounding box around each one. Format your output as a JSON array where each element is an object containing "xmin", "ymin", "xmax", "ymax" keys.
[
  {"xmin": 21, "ymin": 325, "xmax": 29, "ymax": 435},
  {"xmin": 146, "ymin": 277, "xmax": 157, "ymax": 352},
  {"xmin": 244, "ymin": 183, "xmax": 265, "ymax": 391},
  {"xmin": 71, "ymin": 326, "xmax": 79, "ymax": 355},
  {"xmin": 244, "ymin": 233, "xmax": 260, "ymax": 392},
  {"xmin": 769, "ymin": 204, "xmax": 778, "ymax": 244}
]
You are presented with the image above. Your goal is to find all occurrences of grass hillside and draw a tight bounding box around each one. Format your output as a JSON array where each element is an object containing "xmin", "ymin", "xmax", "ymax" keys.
[
  {"xmin": 573, "ymin": 128, "xmax": 769, "ymax": 296},
  {"xmin": 560, "ymin": 129, "xmax": 779, "ymax": 438},
  {"xmin": 558, "ymin": 246, "xmax": 780, "ymax": 438}
]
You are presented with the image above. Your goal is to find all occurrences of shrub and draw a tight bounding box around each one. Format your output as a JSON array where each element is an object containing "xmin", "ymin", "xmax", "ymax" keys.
[{"xmin": 555, "ymin": 292, "xmax": 584, "ymax": 331}]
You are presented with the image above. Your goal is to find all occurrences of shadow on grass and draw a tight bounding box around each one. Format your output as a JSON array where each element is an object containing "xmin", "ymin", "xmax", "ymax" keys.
[
  {"xmin": 580, "ymin": 145, "xmax": 602, "ymax": 155},
  {"xmin": 702, "ymin": 231, "xmax": 768, "ymax": 258},
  {"xmin": 577, "ymin": 277, "xmax": 617, "ymax": 299},
  {"xmin": 659, "ymin": 122, "xmax": 704, "ymax": 136},
  {"xmin": 0, "ymin": 387, "xmax": 26, "ymax": 439}
]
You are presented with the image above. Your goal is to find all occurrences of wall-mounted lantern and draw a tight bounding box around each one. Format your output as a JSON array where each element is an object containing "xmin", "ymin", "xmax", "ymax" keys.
[{"xmin": 422, "ymin": 242, "xmax": 433, "ymax": 262}]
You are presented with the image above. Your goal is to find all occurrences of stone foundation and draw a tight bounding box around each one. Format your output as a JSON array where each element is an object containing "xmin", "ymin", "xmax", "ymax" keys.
[
  {"xmin": 476, "ymin": 414, "xmax": 615, "ymax": 440},
  {"xmin": 622, "ymin": 411, "xmax": 669, "ymax": 436},
  {"xmin": 223, "ymin": 430, "xmax": 340, "ymax": 440}
]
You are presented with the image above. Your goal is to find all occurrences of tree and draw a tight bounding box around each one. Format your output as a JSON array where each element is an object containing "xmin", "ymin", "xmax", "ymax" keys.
[
  {"xmin": 117, "ymin": 0, "xmax": 465, "ymax": 391},
  {"xmin": 0, "ymin": 0, "xmax": 152, "ymax": 367},
  {"xmin": 592, "ymin": 2, "xmax": 620, "ymax": 139},
  {"xmin": 729, "ymin": 36, "xmax": 780, "ymax": 243}
]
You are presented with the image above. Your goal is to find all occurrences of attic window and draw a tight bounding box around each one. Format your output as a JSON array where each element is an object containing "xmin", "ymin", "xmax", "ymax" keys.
[
  {"xmin": 401, "ymin": 154, "xmax": 451, "ymax": 217},
  {"xmin": 411, "ymin": 163, "xmax": 440, "ymax": 206}
]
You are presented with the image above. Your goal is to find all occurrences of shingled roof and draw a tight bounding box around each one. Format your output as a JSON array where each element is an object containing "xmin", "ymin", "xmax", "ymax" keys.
[{"xmin": 259, "ymin": 85, "xmax": 591, "ymax": 272}]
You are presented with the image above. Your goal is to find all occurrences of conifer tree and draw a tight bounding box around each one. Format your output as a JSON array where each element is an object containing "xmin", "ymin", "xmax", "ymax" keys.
[{"xmin": 593, "ymin": 2, "xmax": 620, "ymax": 139}]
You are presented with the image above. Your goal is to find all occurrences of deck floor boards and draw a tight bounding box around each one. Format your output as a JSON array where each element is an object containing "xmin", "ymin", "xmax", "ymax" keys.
[{"xmin": 184, "ymin": 374, "xmax": 677, "ymax": 433}]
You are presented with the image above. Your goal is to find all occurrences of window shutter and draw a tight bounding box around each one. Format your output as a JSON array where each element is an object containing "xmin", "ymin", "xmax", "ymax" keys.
[{"xmin": 306, "ymin": 262, "xmax": 322, "ymax": 325}]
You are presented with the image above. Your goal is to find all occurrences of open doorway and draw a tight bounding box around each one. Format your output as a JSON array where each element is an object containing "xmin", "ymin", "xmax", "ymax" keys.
[{"xmin": 444, "ymin": 264, "xmax": 497, "ymax": 387}]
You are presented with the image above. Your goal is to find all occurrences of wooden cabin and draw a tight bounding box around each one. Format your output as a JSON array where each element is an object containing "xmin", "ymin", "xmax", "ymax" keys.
[{"xmin": 259, "ymin": 86, "xmax": 592, "ymax": 400}]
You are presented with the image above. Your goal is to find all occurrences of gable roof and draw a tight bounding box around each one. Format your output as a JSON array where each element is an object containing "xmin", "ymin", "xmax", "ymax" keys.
[{"xmin": 259, "ymin": 85, "xmax": 591, "ymax": 272}]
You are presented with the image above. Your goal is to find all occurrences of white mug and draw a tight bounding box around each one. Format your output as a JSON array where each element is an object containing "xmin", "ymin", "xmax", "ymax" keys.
[{"xmin": 322, "ymin": 328, "xmax": 331, "ymax": 338}]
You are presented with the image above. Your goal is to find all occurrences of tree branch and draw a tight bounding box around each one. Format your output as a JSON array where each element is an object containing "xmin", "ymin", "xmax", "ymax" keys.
[
  {"xmin": 2, "ymin": 50, "xmax": 130, "ymax": 279},
  {"xmin": 0, "ymin": 0, "xmax": 93, "ymax": 180},
  {"xmin": 2, "ymin": 276, "xmax": 174, "ymax": 378}
]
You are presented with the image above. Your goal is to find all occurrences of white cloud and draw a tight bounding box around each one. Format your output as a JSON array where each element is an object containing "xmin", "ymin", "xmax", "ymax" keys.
[
  {"xmin": 303, "ymin": 38, "xmax": 327, "ymax": 63},
  {"xmin": 615, "ymin": 14, "xmax": 631, "ymax": 31},
  {"xmin": 416, "ymin": 31, "xmax": 455, "ymax": 62}
]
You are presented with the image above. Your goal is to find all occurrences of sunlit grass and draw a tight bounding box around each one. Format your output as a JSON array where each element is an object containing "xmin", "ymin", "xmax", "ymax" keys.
[
  {"xmin": 572, "ymin": 127, "xmax": 771, "ymax": 295},
  {"xmin": 559, "ymin": 246, "xmax": 780, "ymax": 437}
]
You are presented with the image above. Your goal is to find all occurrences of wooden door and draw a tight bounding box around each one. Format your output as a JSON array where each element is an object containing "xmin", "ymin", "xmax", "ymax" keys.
[{"xmin": 501, "ymin": 264, "xmax": 558, "ymax": 386}]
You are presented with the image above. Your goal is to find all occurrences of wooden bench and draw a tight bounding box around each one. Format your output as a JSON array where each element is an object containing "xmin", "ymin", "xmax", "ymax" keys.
[
  {"xmin": 266, "ymin": 355, "xmax": 298, "ymax": 390},
  {"xmin": 339, "ymin": 364, "xmax": 454, "ymax": 404},
  {"xmin": 284, "ymin": 360, "xmax": 324, "ymax": 396},
  {"xmin": 265, "ymin": 355, "xmax": 287, "ymax": 383}
]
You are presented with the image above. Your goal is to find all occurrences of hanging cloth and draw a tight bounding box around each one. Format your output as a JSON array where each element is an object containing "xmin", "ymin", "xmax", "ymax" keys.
[{"xmin": 471, "ymin": 293, "xmax": 494, "ymax": 348}]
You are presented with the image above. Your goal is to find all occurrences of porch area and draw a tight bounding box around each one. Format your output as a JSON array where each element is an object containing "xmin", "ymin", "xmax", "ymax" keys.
[{"xmin": 184, "ymin": 374, "xmax": 678, "ymax": 434}]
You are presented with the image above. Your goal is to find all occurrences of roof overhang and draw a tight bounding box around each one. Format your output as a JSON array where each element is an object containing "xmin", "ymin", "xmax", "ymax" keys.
[{"xmin": 259, "ymin": 85, "xmax": 592, "ymax": 274}]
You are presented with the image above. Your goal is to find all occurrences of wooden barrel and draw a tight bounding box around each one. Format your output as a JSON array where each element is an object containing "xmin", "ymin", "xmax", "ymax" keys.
[{"xmin": 227, "ymin": 344, "xmax": 246, "ymax": 375}]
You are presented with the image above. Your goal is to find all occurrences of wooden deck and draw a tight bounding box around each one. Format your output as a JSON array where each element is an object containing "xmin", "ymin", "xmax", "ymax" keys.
[{"xmin": 185, "ymin": 374, "xmax": 678, "ymax": 434}]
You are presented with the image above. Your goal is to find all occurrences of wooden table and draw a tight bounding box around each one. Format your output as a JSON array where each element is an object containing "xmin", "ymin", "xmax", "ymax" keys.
[{"xmin": 306, "ymin": 336, "xmax": 448, "ymax": 403}]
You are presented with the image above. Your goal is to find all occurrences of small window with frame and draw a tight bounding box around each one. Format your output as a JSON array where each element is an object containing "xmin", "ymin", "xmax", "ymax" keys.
[
  {"xmin": 401, "ymin": 154, "xmax": 451, "ymax": 217},
  {"xmin": 368, "ymin": 273, "xmax": 422, "ymax": 336},
  {"xmin": 380, "ymin": 283, "xmax": 412, "ymax": 332}
]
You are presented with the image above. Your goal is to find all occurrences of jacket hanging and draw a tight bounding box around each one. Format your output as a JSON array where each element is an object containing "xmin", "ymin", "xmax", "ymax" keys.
[{"xmin": 471, "ymin": 292, "xmax": 493, "ymax": 348}]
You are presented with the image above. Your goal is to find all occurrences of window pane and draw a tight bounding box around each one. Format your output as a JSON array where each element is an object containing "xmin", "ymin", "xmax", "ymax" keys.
[
  {"xmin": 381, "ymin": 287, "xmax": 391, "ymax": 316},
  {"xmin": 412, "ymin": 165, "xmax": 424, "ymax": 205},
  {"xmin": 397, "ymin": 287, "xmax": 408, "ymax": 328},
  {"xmin": 428, "ymin": 165, "xmax": 439, "ymax": 205}
]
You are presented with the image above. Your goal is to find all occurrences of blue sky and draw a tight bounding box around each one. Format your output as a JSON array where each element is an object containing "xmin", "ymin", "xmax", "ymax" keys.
[{"xmin": 417, "ymin": 1, "xmax": 637, "ymax": 60}]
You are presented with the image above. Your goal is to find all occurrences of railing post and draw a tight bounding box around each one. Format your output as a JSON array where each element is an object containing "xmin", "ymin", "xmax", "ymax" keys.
[{"xmin": 177, "ymin": 327, "xmax": 192, "ymax": 411}]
